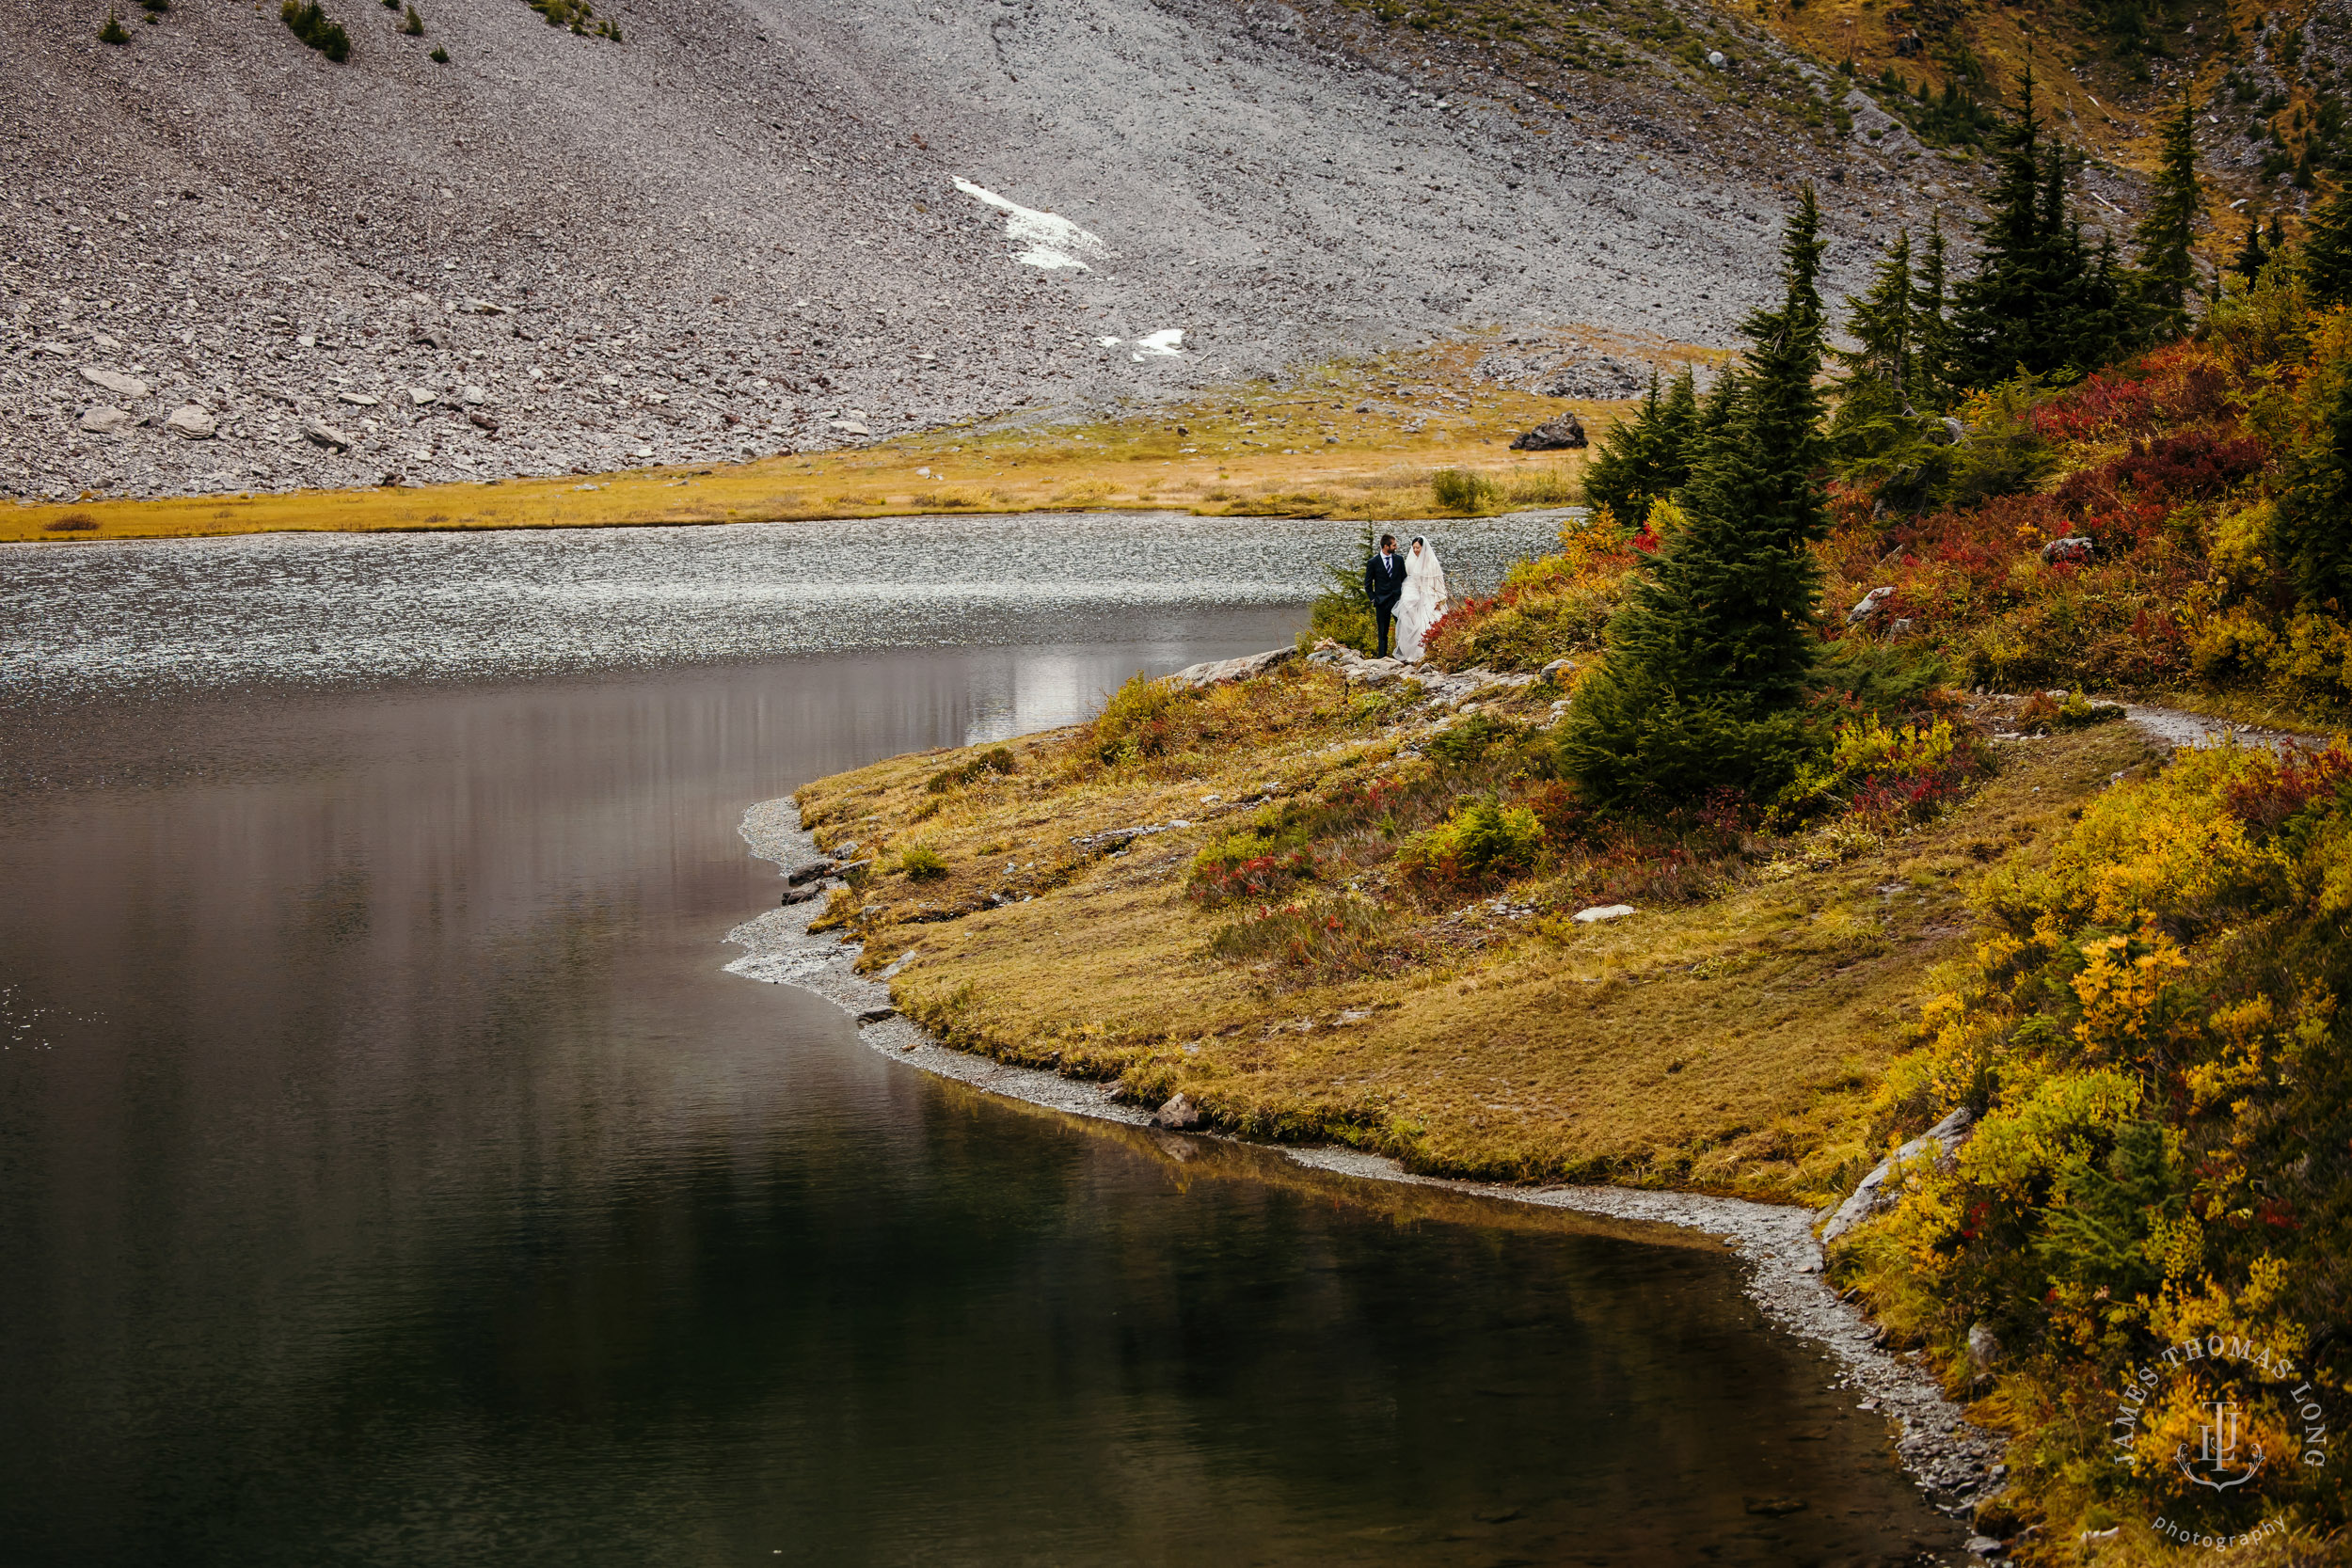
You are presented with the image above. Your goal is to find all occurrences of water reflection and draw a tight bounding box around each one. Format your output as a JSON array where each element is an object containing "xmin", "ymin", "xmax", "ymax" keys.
[{"xmin": 0, "ymin": 533, "xmax": 1958, "ymax": 1565}]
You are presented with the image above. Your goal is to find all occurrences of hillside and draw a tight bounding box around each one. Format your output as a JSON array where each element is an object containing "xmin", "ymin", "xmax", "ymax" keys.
[{"xmin": 0, "ymin": 0, "xmax": 2075, "ymax": 506}]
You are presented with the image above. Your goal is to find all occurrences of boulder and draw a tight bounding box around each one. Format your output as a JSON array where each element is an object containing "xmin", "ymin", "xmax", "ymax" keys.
[
  {"xmin": 778, "ymin": 882, "xmax": 825, "ymax": 906},
  {"xmin": 469, "ymin": 412, "xmax": 501, "ymax": 434},
  {"xmin": 785, "ymin": 860, "xmax": 834, "ymax": 886},
  {"xmin": 80, "ymin": 366, "xmax": 149, "ymax": 400},
  {"xmin": 1820, "ymin": 1106, "xmax": 1976, "ymax": 1244},
  {"xmin": 1153, "ymin": 1092, "xmax": 1203, "ymax": 1130},
  {"xmin": 2040, "ymin": 534, "xmax": 2094, "ymax": 564},
  {"xmin": 163, "ymin": 404, "xmax": 217, "ymax": 440},
  {"xmin": 1934, "ymin": 415, "xmax": 1965, "ymax": 446},
  {"xmin": 460, "ymin": 385, "xmax": 489, "ymax": 405},
  {"xmin": 1706, "ymin": 48, "xmax": 1727, "ymax": 67},
  {"xmin": 1573, "ymin": 903, "xmax": 1635, "ymax": 924},
  {"xmin": 1845, "ymin": 585, "xmax": 1895, "ymax": 626},
  {"xmin": 1167, "ymin": 646, "xmax": 1296, "ymax": 689},
  {"xmin": 1538, "ymin": 657, "xmax": 1579, "ymax": 684},
  {"xmin": 853, "ymin": 1006, "xmax": 897, "ymax": 1025},
  {"xmin": 303, "ymin": 421, "xmax": 354, "ymax": 452},
  {"xmin": 1510, "ymin": 411, "xmax": 1588, "ymax": 451},
  {"xmin": 79, "ymin": 405, "xmax": 134, "ymax": 436},
  {"xmin": 1967, "ymin": 1321, "xmax": 2001, "ymax": 1373}
]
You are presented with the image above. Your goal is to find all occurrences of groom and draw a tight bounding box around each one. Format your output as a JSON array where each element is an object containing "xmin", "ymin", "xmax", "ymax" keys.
[{"xmin": 1364, "ymin": 533, "xmax": 1406, "ymax": 658}]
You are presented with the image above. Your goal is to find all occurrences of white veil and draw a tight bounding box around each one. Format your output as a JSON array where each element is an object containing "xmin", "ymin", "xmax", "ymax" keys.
[{"xmin": 1396, "ymin": 535, "xmax": 1450, "ymax": 661}]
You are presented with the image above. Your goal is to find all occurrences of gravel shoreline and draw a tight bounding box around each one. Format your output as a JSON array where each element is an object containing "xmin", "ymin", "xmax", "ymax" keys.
[{"xmin": 724, "ymin": 792, "xmax": 2007, "ymax": 1530}]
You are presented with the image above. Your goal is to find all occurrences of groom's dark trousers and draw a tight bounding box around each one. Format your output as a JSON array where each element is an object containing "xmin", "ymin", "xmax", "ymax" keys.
[{"xmin": 1365, "ymin": 549, "xmax": 1407, "ymax": 658}]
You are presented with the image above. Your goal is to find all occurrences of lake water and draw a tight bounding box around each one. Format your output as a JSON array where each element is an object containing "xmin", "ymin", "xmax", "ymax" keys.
[{"xmin": 0, "ymin": 513, "xmax": 1962, "ymax": 1564}]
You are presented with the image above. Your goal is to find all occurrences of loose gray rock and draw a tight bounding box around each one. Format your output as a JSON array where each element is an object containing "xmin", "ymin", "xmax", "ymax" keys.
[
  {"xmin": 2041, "ymin": 535, "xmax": 2094, "ymax": 564},
  {"xmin": 1153, "ymin": 1092, "xmax": 1203, "ymax": 1130},
  {"xmin": 1821, "ymin": 1106, "xmax": 1976, "ymax": 1245},
  {"xmin": 1538, "ymin": 657, "xmax": 1579, "ymax": 683},
  {"xmin": 785, "ymin": 860, "xmax": 834, "ymax": 886},
  {"xmin": 1845, "ymin": 585, "xmax": 1895, "ymax": 626},
  {"xmin": 1510, "ymin": 411, "xmax": 1588, "ymax": 451},
  {"xmin": 303, "ymin": 421, "xmax": 355, "ymax": 452},
  {"xmin": 336, "ymin": 391, "xmax": 380, "ymax": 406},
  {"xmin": 1967, "ymin": 1321, "xmax": 2001, "ymax": 1373},
  {"xmin": 1573, "ymin": 903, "xmax": 1636, "ymax": 924},
  {"xmin": 1166, "ymin": 646, "xmax": 1297, "ymax": 689},
  {"xmin": 79, "ymin": 405, "xmax": 133, "ymax": 436},
  {"xmin": 163, "ymin": 405, "xmax": 218, "ymax": 440},
  {"xmin": 79, "ymin": 367, "xmax": 149, "ymax": 400},
  {"xmin": 779, "ymin": 882, "xmax": 826, "ymax": 906}
]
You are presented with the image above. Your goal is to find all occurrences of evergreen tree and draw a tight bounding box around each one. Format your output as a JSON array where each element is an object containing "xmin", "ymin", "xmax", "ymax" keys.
[
  {"xmin": 1657, "ymin": 363, "xmax": 1700, "ymax": 464},
  {"xmin": 1829, "ymin": 230, "xmax": 1931, "ymax": 481},
  {"xmin": 1558, "ymin": 189, "xmax": 1830, "ymax": 811},
  {"xmin": 2303, "ymin": 190, "xmax": 2352, "ymax": 309},
  {"xmin": 2277, "ymin": 366, "xmax": 2352, "ymax": 609},
  {"xmin": 1912, "ymin": 215, "xmax": 1954, "ymax": 412},
  {"xmin": 1950, "ymin": 65, "xmax": 2133, "ymax": 388},
  {"xmin": 2233, "ymin": 207, "xmax": 2270, "ymax": 284},
  {"xmin": 1580, "ymin": 368, "xmax": 1701, "ymax": 528},
  {"xmin": 2133, "ymin": 87, "xmax": 2201, "ymax": 337}
]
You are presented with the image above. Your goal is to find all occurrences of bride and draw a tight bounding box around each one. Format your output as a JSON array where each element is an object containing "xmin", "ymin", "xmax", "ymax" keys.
[{"xmin": 1393, "ymin": 534, "xmax": 1450, "ymax": 662}]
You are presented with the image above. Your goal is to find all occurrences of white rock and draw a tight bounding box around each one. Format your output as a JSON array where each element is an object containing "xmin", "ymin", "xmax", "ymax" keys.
[
  {"xmin": 337, "ymin": 391, "xmax": 381, "ymax": 406},
  {"xmin": 1573, "ymin": 903, "xmax": 1636, "ymax": 924},
  {"xmin": 296, "ymin": 334, "xmax": 315, "ymax": 348},
  {"xmin": 460, "ymin": 385, "xmax": 489, "ymax": 405},
  {"xmin": 303, "ymin": 421, "xmax": 355, "ymax": 452},
  {"xmin": 409, "ymin": 388, "xmax": 437, "ymax": 405},
  {"xmin": 37, "ymin": 341, "xmax": 72, "ymax": 357},
  {"xmin": 80, "ymin": 366, "xmax": 149, "ymax": 400},
  {"xmin": 1820, "ymin": 1107, "xmax": 1976, "ymax": 1244},
  {"xmin": 164, "ymin": 404, "xmax": 218, "ymax": 439},
  {"xmin": 79, "ymin": 405, "xmax": 134, "ymax": 436}
]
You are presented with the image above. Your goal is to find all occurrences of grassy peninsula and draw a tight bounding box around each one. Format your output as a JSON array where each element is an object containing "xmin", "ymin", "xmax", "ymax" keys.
[{"xmin": 803, "ymin": 103, "xmax": 2352, "ymax": 1563}]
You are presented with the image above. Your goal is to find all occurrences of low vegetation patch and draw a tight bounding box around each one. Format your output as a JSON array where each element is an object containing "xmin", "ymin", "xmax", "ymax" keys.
[{"xmin": 280, "ymin": 0, "xmax": 352, "ymax": 60}]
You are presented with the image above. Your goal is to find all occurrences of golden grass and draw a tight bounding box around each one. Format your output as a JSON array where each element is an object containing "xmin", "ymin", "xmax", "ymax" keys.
[
  {"xmin": 799, "ymin": 667, "xmax": 2154, "ymax": 1205},
  {"xmin": 3, "ymin": 331, "xmax": 1715, "ymax": 545}
]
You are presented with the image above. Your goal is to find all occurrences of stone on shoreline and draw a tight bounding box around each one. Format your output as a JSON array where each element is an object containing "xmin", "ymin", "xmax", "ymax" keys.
[
  {"xmin": 1820, "ymin": 1106, "xmax": 1976, "ymax": 1245},
  {"xmin": 1166, "ymin": 646, "xmax": 1296, "ymax": 689},
  {"xmin": 1153, "ymin": 1092, "xmax": 1203, "ymax": 1130}
]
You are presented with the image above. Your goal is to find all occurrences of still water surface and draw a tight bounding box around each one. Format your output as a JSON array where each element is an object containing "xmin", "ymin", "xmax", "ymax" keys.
[{"xmin": 0, "ymin": 515, "xmax": 1958, "ymax": 1564}]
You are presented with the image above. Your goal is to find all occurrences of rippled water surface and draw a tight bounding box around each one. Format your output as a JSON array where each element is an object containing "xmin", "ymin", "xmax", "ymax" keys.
[
  {"xmin": 0, "ymin": 510, "xmax": 1559, "ymax": 696},
  {"xmin": 0, "ymin": 517, "xmax": 1961, "ymax": 1565}
]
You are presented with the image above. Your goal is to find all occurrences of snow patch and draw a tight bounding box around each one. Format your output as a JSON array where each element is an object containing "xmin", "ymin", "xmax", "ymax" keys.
[
  {"xmin": 1095, "ymin": 328, "xmax": 1186, "ymax": 362},
  {"xmin": 952, "ymin": 178, "xmax": 1105, "ymax": 271}
]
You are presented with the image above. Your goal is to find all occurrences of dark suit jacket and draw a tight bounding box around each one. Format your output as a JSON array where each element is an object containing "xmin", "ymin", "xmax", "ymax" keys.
[{"xmin": 1365, "ymin": 549, "xmax": 1407, "ymax": 605}]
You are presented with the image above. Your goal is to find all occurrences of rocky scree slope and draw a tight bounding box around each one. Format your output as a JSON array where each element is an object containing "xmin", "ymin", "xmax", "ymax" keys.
[{"xmin": 7, "ymin": 0, "xmax": 1963, "ymax": 502}]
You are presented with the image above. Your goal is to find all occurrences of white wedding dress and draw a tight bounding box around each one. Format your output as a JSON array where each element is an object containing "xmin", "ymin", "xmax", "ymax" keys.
[{"xmin": 1393, "ymin": 536, "xmax": 1450, "ymax": 662}]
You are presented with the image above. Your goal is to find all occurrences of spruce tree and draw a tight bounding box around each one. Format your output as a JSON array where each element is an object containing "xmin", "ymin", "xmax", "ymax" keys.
[
  {"xmin": 1950, "ymin": 66, "xmax": 2131, "ymax": 387},
  {"xmin": 1912, "ymin": 215, "xmax": 1954, "ymax": 412},
  {"xmin": 1829, "ymin": 231, "xmax": 1929, "ymax": 480},
  {"xmin": 2233, "ymin": 207, "xmax": 2269, "ymax": 284},
  {"xmin": 1580, "ymin": 368, "xmax": 1701, "ymax": 529},
  {"xmin": 2277, "ymin": 366, "xmax": 2352, "ymax": 608},
  {"xmin": 2304, "ymin": 190, "xmax": 2352, "ymax": 309},
  {"xmin": 2133, "ymin": 87, "xmax": 2201, "ymax": 338},
  {"xmin": 1559, "ymin": 189, "xmax": 1830, "ymax": 811}
]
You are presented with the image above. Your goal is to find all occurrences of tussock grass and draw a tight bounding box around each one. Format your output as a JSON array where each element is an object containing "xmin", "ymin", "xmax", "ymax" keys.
[{"xmin": 798, "ymin": 664, "xmax": 2151, "ymax": 1202}]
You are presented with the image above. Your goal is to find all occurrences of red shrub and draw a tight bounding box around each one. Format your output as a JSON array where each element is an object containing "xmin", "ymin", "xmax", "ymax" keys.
[{"xmin": 2219, "ymin": 747, "xmax": 2352, "ymax": 835}]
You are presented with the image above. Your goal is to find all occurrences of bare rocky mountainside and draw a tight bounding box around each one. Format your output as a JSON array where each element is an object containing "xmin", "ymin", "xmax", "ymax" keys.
[{"xmin": 7, "ymin": 0, "xmax": 2024, "ymax": 500}]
